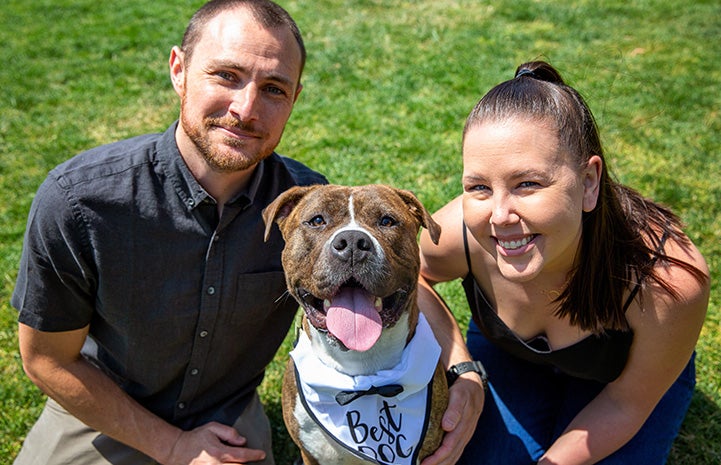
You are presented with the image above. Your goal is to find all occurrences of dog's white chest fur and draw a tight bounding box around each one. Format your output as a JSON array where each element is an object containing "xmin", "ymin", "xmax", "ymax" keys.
[{"xmin": 289, "ymin": 313, "xmax": 440, "ymax": 465}]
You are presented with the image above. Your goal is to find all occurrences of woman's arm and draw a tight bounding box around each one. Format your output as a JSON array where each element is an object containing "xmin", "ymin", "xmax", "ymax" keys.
[
  {"xmin": 419, "ymin": 195, "xmax": 468, "ymax": 284},
  {"xmin": 539, "ymin": 238, "xmax": 709, "ymax": 464},
  {"xmin": 418, "ymin": 195, "xmax": 486, "ymax": 465},
  {"xmin": 418, "ymin": 277, "xmax": 485, "ymax": 465}
]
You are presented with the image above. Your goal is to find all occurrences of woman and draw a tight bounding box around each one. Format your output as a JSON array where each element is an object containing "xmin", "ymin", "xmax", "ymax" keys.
[{"xmin": 419, "ymin": 61, "xmax": 709, "ymax": 464}]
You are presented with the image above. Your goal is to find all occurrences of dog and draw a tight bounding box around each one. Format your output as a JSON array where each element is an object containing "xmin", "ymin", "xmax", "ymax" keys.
[{"xmin": 262, "ymin": 184, "xmax": 448, "ymax": 465}]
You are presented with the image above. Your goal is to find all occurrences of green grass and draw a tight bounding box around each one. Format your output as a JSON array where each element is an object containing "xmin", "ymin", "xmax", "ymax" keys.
[{"xmin": 1, "ymin": 0, "xmax": 720, "ymax": 463}]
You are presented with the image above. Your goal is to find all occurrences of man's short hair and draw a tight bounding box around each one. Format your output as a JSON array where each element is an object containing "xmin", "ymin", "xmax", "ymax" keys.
[{"xmin": 181, "ymin": 0, "xmax": 306, "ymax": 78}]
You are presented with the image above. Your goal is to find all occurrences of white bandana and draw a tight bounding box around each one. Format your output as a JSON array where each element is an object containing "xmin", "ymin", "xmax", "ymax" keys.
[{"xmin": 291, "ymin": 313, "xmax": 442, "ymax": 465}]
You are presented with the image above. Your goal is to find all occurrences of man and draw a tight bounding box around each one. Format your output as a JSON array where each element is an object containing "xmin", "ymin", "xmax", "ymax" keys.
[
  {"xmin": 13, "ymin": 1, "xmax": 324, "ymax": 464},
  {"xmin": 12, "ymin": 1, "xmax": 484, "ymax": 464}
]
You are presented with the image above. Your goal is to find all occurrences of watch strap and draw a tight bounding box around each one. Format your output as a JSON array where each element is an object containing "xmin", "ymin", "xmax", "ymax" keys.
[{"xmin": 446, "ymin": 360, "xmax": 488, "ymax": 389}]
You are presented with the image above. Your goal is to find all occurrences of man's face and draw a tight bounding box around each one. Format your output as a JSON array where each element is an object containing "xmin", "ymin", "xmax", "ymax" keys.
[{"xmin": 171, "ymin": 7, "xmax": 303, "ymax": 173}]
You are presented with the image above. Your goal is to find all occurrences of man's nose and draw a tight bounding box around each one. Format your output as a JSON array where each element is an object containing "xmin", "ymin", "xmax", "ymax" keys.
[{"xmin": 228, "ymin": 84, "xmax": 260, "ymax": 121}]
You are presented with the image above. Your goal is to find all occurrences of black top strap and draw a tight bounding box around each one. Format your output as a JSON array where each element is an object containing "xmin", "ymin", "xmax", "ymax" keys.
[
  {"xmin": 462, "ymin": 222, "xmax": 473, "ymax": 276},
  {"xmin": 622, "ymin": 229, "xmax": 670, "ymax": 311}
]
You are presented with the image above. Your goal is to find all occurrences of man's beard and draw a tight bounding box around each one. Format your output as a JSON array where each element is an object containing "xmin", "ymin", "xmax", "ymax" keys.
[{"xmin": 181, "ymin": 107, "xmax": 267, "ymax": 173}]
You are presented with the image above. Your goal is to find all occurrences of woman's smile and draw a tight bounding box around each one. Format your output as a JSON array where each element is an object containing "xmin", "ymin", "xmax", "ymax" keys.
[{"xmin": 494, "ymin": 234, "xmax": 539, "ymax": 255}]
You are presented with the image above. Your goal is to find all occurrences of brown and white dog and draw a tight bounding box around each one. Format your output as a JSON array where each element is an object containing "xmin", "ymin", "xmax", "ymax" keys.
[{"xmin": 263, "ymin": 184, "xmax": 448, "ymax": 465}]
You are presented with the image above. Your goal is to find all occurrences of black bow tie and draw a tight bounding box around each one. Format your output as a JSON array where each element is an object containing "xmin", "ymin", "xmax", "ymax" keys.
[{"xmin": 335, "ymin": 384, "xmax": 404, "ymax": 406}]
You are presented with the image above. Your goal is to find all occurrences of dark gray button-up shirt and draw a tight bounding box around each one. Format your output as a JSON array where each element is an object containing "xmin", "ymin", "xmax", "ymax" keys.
[{"xmin": 13, "ymin": 122, "xmax": 327, "ymax": 429}]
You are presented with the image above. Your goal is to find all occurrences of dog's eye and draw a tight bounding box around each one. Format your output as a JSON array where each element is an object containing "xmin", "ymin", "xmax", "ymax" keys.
[
  {"xmin": 305, "ymin": 215, "xmax": 326, "ymax": 227},
  {"xmin": 378, "ymin": 215, "xmax": 398, "ymax": 227}
]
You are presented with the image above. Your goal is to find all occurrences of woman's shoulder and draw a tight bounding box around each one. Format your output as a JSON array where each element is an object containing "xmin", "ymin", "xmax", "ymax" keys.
[
  {"xmin": 631, "ymin": 230, "xmax": 709, "ymax": 330},
  {"xmin": 654, "ymin": 231, "xmax": 709, "ymax": 308},
  {"xmin": 649, "ymin": 226, "xmax": 709, "ymax": 298},
  {"xmin": 420, "ymin": 195, "xmax": 468, "ymax": 283}
]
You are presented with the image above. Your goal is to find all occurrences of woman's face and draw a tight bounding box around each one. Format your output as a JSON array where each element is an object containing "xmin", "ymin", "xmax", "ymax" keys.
[{"xmin": 461, "ymin": 117, "xmax": 601, "ymax": 283}]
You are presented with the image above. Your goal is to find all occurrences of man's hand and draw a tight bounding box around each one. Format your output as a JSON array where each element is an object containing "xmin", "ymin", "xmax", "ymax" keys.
[
  {"xmin": 165, "ymin": 422, "xmax": 267, "ymax": 465},
  {"xmin": 421, "ymin": 374, "xmax": 484, "ymax": 465}
]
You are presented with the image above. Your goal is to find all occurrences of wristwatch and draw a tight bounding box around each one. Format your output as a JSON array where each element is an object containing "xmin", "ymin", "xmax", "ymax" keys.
[{"xmin": 446, "ymin": 360, "xmax": 488, "ymax": 390}]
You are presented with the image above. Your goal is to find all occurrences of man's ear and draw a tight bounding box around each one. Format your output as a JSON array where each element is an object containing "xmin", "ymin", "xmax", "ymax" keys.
[
  {"xmin": 169, "ymin": 46, "xmax": 185, "ymax": 98},
  {"xmin": 582, "ymin": 155, "xmax": 603, "ymax": 212}
]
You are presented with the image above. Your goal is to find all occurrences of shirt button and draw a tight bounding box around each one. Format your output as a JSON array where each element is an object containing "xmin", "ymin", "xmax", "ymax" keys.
[
  {"xmin": 199, "ymin": 330, "xmax": 209, "ymax": 338},
  {"xmin": 178, "ymin": 402, "xmax": 186, "ymax": 409},
  {"xmin": 190, "ymin": 368, "xmax": 199, "ymax": 376},
  {"xmin": 186, "ymin": 198, "xmax": 195, "ymax": 207},
  {"xmin": 207, "ymin": 286, "xmax": 216, "ymax": 295}
]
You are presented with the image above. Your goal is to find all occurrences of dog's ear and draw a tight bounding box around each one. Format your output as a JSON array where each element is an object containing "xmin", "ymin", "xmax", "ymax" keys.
[
  {"xmin": 262, "ymin": 185, "xmax": 320, "ymax": 241},
  {"xmin": 393, "ymin": 188, "xmax": 442, "ymax": 245}
]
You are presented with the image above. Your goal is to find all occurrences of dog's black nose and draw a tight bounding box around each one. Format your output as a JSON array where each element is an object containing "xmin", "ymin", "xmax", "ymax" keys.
[{"xmin": 331, "ymin": 229, "xmax": 374, "ymax": 263}]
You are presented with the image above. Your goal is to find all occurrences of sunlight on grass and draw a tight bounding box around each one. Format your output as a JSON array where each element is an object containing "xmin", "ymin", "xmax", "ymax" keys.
[{"xmin": 2, "ymin": 0, "xmax": 720, "ymax": 463}]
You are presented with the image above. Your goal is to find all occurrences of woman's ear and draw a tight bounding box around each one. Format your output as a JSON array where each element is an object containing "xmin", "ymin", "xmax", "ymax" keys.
[{"xmin": 582, "ymin": 155, "xmax": 603, "ymax": 212}]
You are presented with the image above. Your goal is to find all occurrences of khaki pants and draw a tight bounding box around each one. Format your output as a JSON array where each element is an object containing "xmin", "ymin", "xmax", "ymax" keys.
[{"xmin": 14, "ymin": 394, "xmax": 275, "ymax": 465}]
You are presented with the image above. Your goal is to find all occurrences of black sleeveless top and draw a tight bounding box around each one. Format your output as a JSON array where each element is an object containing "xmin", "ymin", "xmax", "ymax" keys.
[{"xmin": 461, "ymin": 225, "xmax": 637, "ymax": 384}]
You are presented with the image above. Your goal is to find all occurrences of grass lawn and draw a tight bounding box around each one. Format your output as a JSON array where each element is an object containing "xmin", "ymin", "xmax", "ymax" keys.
[{"xmin": 1, "ymin": 0, "xmax": 719, "ymax": 463}]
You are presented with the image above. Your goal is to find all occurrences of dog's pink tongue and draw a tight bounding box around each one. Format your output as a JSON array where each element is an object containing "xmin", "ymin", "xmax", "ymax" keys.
[{"xmin": 326, "ymin": 288, "xmax": 382, "ymax": 352}]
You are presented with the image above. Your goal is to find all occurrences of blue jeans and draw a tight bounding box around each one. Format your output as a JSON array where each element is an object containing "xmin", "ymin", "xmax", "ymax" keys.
[{"xmin": 459, "ymin": 320, "xmax": 695, "ymax": 464}]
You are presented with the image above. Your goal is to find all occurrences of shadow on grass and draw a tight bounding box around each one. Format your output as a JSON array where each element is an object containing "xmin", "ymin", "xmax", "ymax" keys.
[
  {"xmin": 265, "ymin": 391, "xmax": 296, "ymax": 465},
  {"xmin": 669, "ymin": 390, "xmax": 721, "ymax": 465},
  {"xmin": 265, "ymin": 387, "xmax": 721, "ymax": 465}
]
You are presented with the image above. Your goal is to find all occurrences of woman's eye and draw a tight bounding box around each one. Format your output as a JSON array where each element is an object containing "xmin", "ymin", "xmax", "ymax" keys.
[
  {"xmin": 379, "ymin": 215, "xmax": 398, "ymax": 227},
  {"xmin": 519, "ymin": 181, "xmax": 540, "ymax": 188},
  {"xmin": 466, "ymin": 184, "xmax": 490, "ymax": 193},
  {"xmin": 305, "ymin": 215, "xmax": 326, "ymax": 227}
]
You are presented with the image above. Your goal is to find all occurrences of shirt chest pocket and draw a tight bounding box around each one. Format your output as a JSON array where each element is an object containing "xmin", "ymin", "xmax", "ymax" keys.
[{"xmin": 229, "ymin": 271, "xmax": 293, "ymax": 325}]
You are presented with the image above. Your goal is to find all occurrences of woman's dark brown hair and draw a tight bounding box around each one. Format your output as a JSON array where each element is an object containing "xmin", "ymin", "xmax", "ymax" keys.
[{"xmin": 463, "ymin": 61, "xmax": 707, "ymax": 332}]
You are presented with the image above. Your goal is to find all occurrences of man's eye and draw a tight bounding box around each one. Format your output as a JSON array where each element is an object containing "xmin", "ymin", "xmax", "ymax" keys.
[
  {"xmin": 216, "ymin": 71, "xmax": 235, "ymax": 81},
  {"xmin": 265, "ymin": 85, "xmax": 288, "ymax": 96},
  {"xmin": 305, "ymin": 215, "xmax": 326, "ymax": 227}
]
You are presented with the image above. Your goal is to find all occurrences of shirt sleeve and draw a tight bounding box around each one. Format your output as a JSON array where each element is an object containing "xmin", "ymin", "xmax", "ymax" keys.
[{"xmin": 12, "ymin": 172, "xmax": 97, "ymax": 332}]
